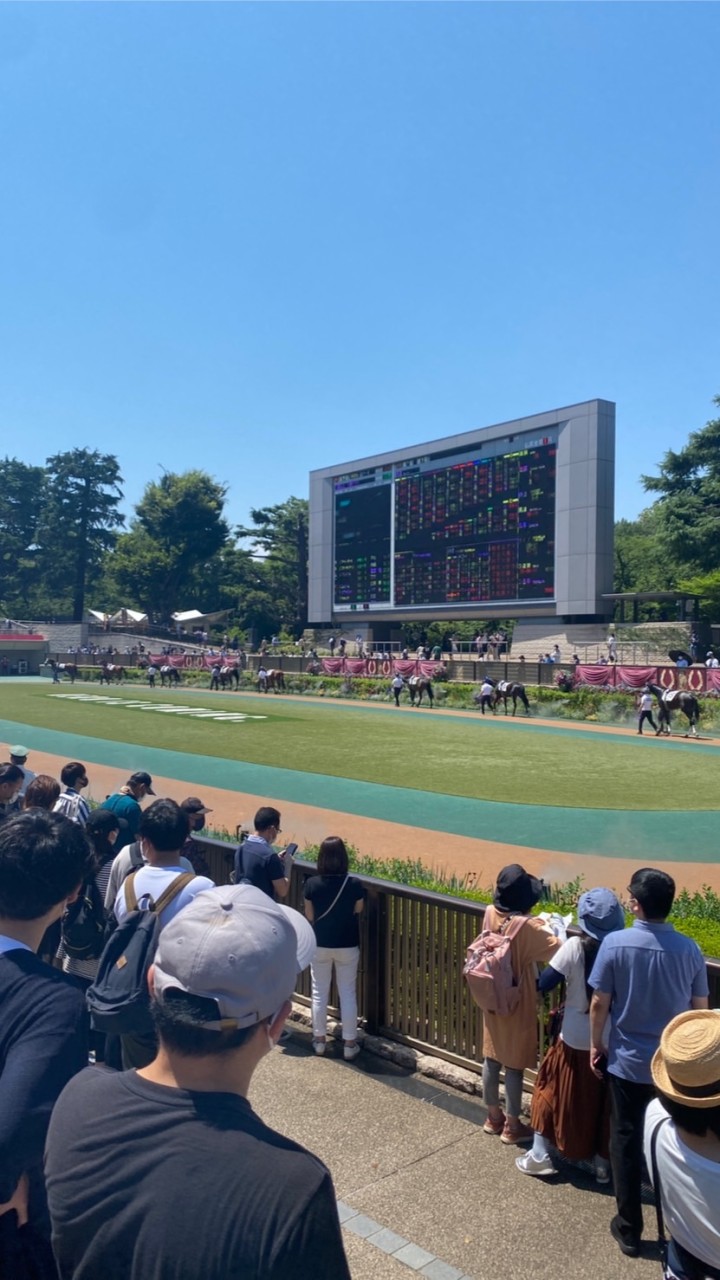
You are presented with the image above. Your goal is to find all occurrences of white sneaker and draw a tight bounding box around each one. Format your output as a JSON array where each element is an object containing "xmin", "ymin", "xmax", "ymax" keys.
[
  {"xmin": 312, "ymin": 1040, "xmax": 326, "ymax": 1056},
  {"xmin": 343, "ymin": 1043, "xmax": 360, "ymax": 1061},
  {"xmin": 515, "ymin": 1151, "xmax": 556, "ymax": 1178},
  {"xmin": 594, "ymin": 1157, "xmax": 611, "ymax": 1185}
]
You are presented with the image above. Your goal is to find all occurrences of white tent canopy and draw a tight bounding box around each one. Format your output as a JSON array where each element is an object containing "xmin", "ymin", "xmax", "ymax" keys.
[
  {"xmin": 88, "ymin": 609, "xmax": 110, "ymax": 622},
  {"xmin": 111, "ymin": 609, "xmax": 148, "ymax": 625},
  {"xmin": 171, "ymin": 610, "xmax": 205, "ymax": 623}
]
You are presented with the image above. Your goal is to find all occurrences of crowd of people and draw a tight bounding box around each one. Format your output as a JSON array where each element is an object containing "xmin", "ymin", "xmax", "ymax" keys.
[
  {"xmin": 1, "ymin": 745, "xmax": 718, "ymax": 1277},
  {"xmin": 470, "ymin": 862, "xmax": 718, "ymax": 1274},
  {"xmin": 0, "ymin": 753, "xmax": 361, "ymax": 1277}
]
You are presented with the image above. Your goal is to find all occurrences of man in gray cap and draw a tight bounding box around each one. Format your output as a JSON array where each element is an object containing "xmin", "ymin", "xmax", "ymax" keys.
[
  {"xmin": 45, "ymin": 886, "xmax": 351, "ymax": 1280},
  {"xmin": 9, "ymin": 746, "xmax": 36, "ymax": 800}
]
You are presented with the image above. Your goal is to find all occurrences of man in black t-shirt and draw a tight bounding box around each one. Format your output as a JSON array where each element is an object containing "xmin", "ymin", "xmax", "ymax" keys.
[
  {"xmin": 46, "ymin": 885, "xmax": 351, "ymax": 1280},
  {"xmin": 0, "ymin": 812, "xmax": 90, "ymax": 1277},
  {"xmin": 234, "ymin": 806, "xmax": 292, "ymax": 900}
]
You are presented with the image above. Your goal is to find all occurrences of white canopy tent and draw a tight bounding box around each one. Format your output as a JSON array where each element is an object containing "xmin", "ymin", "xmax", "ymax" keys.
[
  {"xmin": 110, "ymin": 609, "xmax": 148, "ymax": 625},
  {"xmin": 171, "ymin": 610, "xmax": 205, "ymax": 623}
]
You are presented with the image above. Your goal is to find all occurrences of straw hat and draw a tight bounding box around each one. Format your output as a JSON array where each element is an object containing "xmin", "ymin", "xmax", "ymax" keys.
[{"xmin": 651, "ymin": 1010, "xmax": 720, "ymax": 1109}]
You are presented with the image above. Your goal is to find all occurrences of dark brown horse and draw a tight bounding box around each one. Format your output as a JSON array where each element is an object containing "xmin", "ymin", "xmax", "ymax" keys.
[
  {"xmin": 160, "ymin": 664, "xmax": 181, "ymax": 687},
  {"xmin": 45, "ymin": 660, "xmax": 79, "ymax": 684},
  {"xmin": 219, "ymin": 664, "xmax": 240, "ymax": 690},
  {"xmin": 258, "ymin": 668, "xmax": 285, "ymax": 693},
  {"xmin": 98, "ymin": 663, "xmax": 126, "ymax": 685},
  {"xmin": 647, "ymin": 684, "xmax": 700, "ymax": 737},
  {"xmin": 493, "ymin": 680, "xmax": 530, "ymax": 715},
  {"xmin": 406, "ymin": 675, "xmax": 434, "ymax": 707}
]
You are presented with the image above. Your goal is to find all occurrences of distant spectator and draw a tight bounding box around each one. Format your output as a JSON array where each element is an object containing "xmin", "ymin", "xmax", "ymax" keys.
[
  {"xmin": 0, "ymin": 764, "xmax": 24, "ymax": 825},
  {"xmin": 590, "ymin": 867, "xmax": 709, "ymax": 1258},
  {"xmin": 112, "ymin": 799, "xmax": 213, "ymax": 1069},
  {"xmin": 482, "ymin": 866, "xmax": 560, "ymax": 1145},
  {"xmin": 305, "ymin": 837, "xmax": 365, "ymax": 1060},
  {"xmin": 179, "ymin": 797, "xmax": 215, "ymax": 880},
  {"xmin": 233, "ymin": 807, "xmax": 292, "ymax": 901},
  {"xmin": 24, "ymin": 775, "xmax": 61, "ymax": 811},
  {"xmin": 607, "ymin": 632, "xmax": 617, "ymax": 662},
  {"xmin": 9, "ymin": 746, "xmax": 35, "ymax": 800},
  {"xmin": 100, "ymin": 771, "xmax": 155, "ymax": 849},
  {"xmin": 0, "ymin": 811, "xmax": 89, "ymax": 1277},
  {"xmin": 706, "ymin": 651, "xmax": 719, "ymax": 668},
  {"xmin": 551, "ymin": 644, "xmax": 561, "ymax": 663},
  {"xmin": 53, "ymin": 762, "xmax": 90, "ymax": 826}
]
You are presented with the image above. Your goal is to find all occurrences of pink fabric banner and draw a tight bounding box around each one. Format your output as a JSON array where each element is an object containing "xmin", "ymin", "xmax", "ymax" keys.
[
  {"xmin": 615, "ymin": 666, "xmax": 657, "ymax": 689},
  {"xmin": 321, "ymin": 659, "xmax": 344, "ymax": 675},
  {"xmin": 707, "ymin": 669, "xmax": 720, "ymax": 695},
  {"xmin": 575, "ymin": 665, "xmax": 616, "ymax": 687},
  {"xmin": 343, "ymin": 659, "xmax": 367, "ymax": 675}
]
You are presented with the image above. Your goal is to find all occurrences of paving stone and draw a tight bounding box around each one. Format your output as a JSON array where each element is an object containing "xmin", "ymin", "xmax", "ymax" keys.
[
  {"xmin": 392, "ymin": 1242, "xmax": 437, "ymax": 1270},
  {"xmin": 420, "ymin": 1261, "xmax": 466, "ymax": 1280},
  {"xmin": 336, "ymin": 1200, "xmax": 358, "ymax": 1224},
  {"xmin": 343, "ymin": 1213, "xmax": 383, "ymax": 1239},
  {"xmin": 366, "ymin": 1227, "xmax": 410, "ymax": 1255}
]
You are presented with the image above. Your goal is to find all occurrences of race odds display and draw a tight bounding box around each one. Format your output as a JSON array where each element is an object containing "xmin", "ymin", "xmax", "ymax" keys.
[{"xmin": 333, "ymin": 433, "xmax": 557, "ymax": 610}]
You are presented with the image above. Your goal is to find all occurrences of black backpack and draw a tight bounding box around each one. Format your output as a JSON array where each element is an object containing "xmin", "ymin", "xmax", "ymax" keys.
[
  {"xmin": 61, "ymin": 875, "xmax": 107, "ymax": 961},
  {"xmin": 86, "ymin": 871, "xmax": 194, "ymax": 1036}
]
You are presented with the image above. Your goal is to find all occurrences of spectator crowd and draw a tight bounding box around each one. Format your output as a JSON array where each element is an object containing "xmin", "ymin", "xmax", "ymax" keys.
[{"xmin": 0, "ymin": 747, "xmax": 718, "ymax": 1278}]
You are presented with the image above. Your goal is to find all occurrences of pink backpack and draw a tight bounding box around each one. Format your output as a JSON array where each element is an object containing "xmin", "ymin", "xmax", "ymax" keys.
[{"xmin": 463, "ymin": 915, "xmax": 526, "ymax": 1015}]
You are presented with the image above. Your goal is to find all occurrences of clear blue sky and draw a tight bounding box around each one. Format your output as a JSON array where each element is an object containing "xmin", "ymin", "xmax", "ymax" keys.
[{"xmin": 1, "ymin": 2, "xmax": 718, "ymax": 531}]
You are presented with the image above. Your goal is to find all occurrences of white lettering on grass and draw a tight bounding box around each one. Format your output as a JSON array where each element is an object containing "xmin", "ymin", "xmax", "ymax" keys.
[{"xmin": 49, "ymin": 694, "xmax": 266, "ymax": 723}]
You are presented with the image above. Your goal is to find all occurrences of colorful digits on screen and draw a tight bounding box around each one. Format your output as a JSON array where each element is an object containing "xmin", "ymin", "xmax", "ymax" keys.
[{"xmin": 333, "ymin": 438, "xmax": 556, "ymax": 609}]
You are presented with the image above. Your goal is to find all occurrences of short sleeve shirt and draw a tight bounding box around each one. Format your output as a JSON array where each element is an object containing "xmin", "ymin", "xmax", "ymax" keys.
[
  {"xmin": 589, "ymin": 921, "xmax": 708, "ymax": 1083},
  {"xmin": 549, "ymin": 936, "xmax": 612, "ymax": 1051},
  {"xmin": 304, "ymin": 876, "xmax": 365, "ymax": 948},
  {"xmin": 235, "ymin": 837, "xmax": 285, "ymax": 900}
]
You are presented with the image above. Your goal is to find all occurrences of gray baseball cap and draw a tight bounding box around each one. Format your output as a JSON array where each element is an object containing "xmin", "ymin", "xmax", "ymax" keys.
[{"xmin": 153, "ymin": 885, "xmax": 316, "ymax": 1030}]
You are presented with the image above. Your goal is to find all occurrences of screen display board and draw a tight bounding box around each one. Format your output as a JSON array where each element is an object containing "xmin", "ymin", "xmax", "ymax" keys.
[{"xmin": 332, "ymin": 430, "xmax": 557, "ymax": 611}]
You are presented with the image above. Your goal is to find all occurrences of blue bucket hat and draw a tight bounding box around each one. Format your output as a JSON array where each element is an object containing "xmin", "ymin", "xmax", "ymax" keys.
[{"xmin": 577, "ymin": 888, "xmax": 625, "ymax": 941}]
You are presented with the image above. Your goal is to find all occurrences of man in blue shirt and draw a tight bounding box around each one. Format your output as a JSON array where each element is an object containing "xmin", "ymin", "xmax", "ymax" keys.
[
  {"xmin": 589, "ymin": 868, "xmax": 708, "ymax": 1258},
  {"xmin": 233, "ymin": 807, "xmax": 292, "ymax": 901}
]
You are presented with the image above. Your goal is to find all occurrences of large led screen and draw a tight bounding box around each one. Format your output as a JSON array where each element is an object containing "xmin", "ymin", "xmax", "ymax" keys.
[{"xmin": 332, "ymin": 430, "xmax": 557, "ymax": 611}]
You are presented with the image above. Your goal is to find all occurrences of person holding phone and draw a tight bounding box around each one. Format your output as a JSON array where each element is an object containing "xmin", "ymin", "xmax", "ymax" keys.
[
  {"xmin": 233, "ymin": 807, "xmax": 294, "ymax": 901},
  {"xmin": 304, "ymin": 837, "xmax": 365, "ymax": 1060}
]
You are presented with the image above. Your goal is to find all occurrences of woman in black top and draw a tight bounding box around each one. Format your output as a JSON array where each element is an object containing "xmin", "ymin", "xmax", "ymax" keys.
[{"xmin": 304, "ymin": 838, "xmax": 365, "ymax": 1061}]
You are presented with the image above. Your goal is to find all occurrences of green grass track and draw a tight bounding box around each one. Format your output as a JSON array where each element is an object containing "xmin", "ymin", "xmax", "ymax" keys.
[{"xmin": 0, "ymin": 683, "xmax": 718, "ymax": 863}]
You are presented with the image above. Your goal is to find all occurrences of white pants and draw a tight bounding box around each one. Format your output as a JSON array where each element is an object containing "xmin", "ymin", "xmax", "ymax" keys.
[{"xmin": 311, "ymin": 946, "xmax": 360, "ymax": 1041}]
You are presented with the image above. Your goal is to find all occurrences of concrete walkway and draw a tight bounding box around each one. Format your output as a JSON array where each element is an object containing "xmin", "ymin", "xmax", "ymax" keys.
[{"xmin": 256, "ymin": 1024, "xmax": 660, "ymax": 1280}]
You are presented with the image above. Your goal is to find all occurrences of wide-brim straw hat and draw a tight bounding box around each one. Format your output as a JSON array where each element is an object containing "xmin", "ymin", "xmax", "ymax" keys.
[{"xmin": 651, "ymin": 1010, "xmax": 720, "ymax": 1109}]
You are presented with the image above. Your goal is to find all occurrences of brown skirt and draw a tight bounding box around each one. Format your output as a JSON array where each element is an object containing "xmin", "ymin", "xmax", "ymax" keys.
[{"xmin": 530, "ymin": 1039, "xmax": 610, "ymax": 1161}]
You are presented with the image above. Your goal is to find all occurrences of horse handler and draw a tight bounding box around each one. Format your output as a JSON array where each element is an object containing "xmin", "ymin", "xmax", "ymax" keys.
[
  {"xmin": 637, "ymin": 687, "xmax": 658, "ymax": 736},
  {"xmin": 391, "ymin": 673, "xmax": 404, "ymax": 707},
  {"xmin": 479, "ymin": 677, "xmax": 495, "ymax": 715}
]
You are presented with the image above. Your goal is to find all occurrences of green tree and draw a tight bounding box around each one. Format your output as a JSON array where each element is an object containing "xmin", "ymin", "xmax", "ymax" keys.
[
  {"xmin": 642, "ymin": 395, "xmax": 720, "ymax": 574},
  {"xmin": 237, "ymin": 497, "xmax": 308, "ymax": 636},
  {"xmin": 0, "ymin": 459, "xmax": 48, "ymax": 614},
  {"xmin": 43, "ymin": 450, "xmax": 125, "ymax": 621},
  {"xmin": 112, "ymin": 471, "xmax": 230, "ymax": 617}
]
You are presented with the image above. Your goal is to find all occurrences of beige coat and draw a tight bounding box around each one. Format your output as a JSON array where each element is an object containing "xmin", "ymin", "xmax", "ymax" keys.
[{"xmin": 481, "ymin": 906, "xmax": 561, "ymax": 1070}]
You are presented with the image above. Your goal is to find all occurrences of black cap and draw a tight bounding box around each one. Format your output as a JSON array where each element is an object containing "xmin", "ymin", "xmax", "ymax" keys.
[
  {"xmin": 493, "ymin": 864, "xmax": 545, "ymax": 914},
  {"xmin": 128, "ymin": 771, "xmax": 155, "ymax": 795}
]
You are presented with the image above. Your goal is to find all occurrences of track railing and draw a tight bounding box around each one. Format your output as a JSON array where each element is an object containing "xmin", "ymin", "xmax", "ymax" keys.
[{"xmin": 194, "ymin": 837, "xmax": 720, "ymax": 1078}]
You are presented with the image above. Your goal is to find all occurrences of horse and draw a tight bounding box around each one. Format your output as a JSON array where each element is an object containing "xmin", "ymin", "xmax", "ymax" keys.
[
  {"xmin": 160, "ymin": 664, "xmax": 181, "ymax": 687},
  {"xmin": 493, "ymin": 680, "xmax": 530, "ymax": 715},
  {"xmin": 305, "ymin": 660, "xmax": 322, "ymax": 675},
  {"xmin": 258, "ymin": 668, "xmax": 285, "ymax": 693},
  {"xmin": 219, "ymin": 664, "xmax": 240, "ymax": 690},
  {"xmin": 45, "ymin": 659, "xmax": 79, "ymax": 685},
  {"xmin": 406, "ymin": 675, "xmax": 434, "ymax": 707},
  {"xmin": 647, "ymin": 683, "xmax": 700, "ymax": 737},
  {"xmin": 98, "ymin": 663, "xmax": 126, "ymax": 685}
]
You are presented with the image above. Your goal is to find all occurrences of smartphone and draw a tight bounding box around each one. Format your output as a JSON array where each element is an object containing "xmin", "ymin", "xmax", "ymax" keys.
[{"xmin": 282, "ymin": 842, "xmax": 298, "ymax": 858}]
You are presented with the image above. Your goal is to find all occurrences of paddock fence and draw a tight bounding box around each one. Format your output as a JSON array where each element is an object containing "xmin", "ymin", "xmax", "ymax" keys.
[{"xmin": 195, "ymin": 837, "xmax": 720, "ymax": 1080}]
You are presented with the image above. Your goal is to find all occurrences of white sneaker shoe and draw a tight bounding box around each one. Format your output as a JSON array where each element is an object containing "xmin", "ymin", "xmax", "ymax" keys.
[
  {"xmin": 515, "ymin": 1151, "xmax": 556, "ymax": 1178},
  {"xmin": 594, "ymin": 1157, "xmax": 611, "ymax": 1185},
  {"xmin": 343, "ymin": 1043, "xmax": 360, "ymax": 1061},
  {"xmin": 312, "ymin": 1040, "xmax": 326, "ymax": 1056}
]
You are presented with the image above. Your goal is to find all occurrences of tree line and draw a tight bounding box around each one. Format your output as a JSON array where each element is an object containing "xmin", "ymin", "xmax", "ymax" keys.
[
  {"xmin": 1, "ymin": 395, "xmax": 718, "ymax": 638},
  {"xmin": 0, "ymin": 450, "xmax": 308, "ymax": 639},
  {"xmin": 614, "ymin": 393, "xmax": 720, "ymax": 619}
]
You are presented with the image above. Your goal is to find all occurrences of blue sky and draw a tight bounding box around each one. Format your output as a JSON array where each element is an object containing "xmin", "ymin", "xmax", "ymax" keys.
[{"xmin": 1, "ymin": 2, "xmax": 718, "ymax": 532}]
